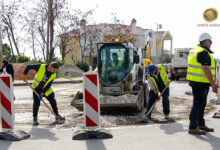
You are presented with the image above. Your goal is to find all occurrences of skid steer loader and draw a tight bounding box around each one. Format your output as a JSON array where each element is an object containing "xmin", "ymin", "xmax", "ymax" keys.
[{"xmin": 71, "ymin": 41, "xmax": 148, "ymax": 112}]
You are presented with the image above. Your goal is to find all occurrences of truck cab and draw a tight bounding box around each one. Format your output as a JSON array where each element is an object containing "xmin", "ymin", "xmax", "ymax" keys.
[{"xmin": 171, "ymin": 48, "xmax": 192, "ymax": 80}]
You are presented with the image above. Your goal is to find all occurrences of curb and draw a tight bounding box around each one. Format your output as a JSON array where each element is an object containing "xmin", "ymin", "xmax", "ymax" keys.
[{"xmin": 13, "ymin": 80, "xmax": 82, "ymax": 86}]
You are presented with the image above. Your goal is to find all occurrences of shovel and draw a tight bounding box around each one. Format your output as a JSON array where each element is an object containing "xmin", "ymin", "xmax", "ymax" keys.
[
  {"xmin": 25, "ymin": 80, "xmax": 64, "ymax": 124},
  {"xmin": 138, "ymin": 81, "xmax": 171, "ymax": 120}
]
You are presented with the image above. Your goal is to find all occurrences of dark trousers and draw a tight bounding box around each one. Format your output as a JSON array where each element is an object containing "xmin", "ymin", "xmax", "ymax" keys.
[
  {"xmin": 189, "ymin": 86, "xmax": 209, "ymax": 129},
  {"xmin": 33, "ymin": 92, "xmax": 59, "ymax": 118},
  {"xmin": 146, "ymin": 88, "xmax": 170, "ymax": 116}
]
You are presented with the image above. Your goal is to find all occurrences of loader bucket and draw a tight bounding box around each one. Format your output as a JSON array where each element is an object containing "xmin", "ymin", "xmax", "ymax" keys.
[{"xmin": 71, "ymin": 87, "xmax": 147, "ymax": 113}]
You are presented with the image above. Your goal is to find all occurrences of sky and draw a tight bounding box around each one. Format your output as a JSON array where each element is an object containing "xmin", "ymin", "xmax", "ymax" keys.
[
  {"xmin": 68, "ymin": 0, "xmax": 220, "ymax": 57},
  {"xmin": 1, "ymin": 0, "xmax": 220, "ymax": 59}
]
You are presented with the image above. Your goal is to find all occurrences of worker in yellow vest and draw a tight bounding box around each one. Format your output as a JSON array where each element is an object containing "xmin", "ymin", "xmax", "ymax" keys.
[
  {"xmin": 187, "ymin": 33, "xmax": 218, "ymax": 135},
  {"xmin": 22, "ymin": 62, "xmax": 65, "ymax": 125},
  {"xmin": 108, "ymin": 52, "xmax": 125, "ymax": 81},
  {"xmin": 146, "ymin": 64, "xmax": 170, "ymax": 120},
  {"xmin": 110, "ymin": 52, "xmax": 123, "ymax": 71}
]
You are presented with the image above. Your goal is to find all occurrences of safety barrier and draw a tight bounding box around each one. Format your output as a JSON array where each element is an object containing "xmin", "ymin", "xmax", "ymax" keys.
[
  {"xmin": 72, "ymin": 67, "xmax": 112, "ymax": 140},
  {"xmin": 0, "ymin": 69, "xmax": 30, "ymax": 141},
  {"xmin": 83, "ymin": 71, "xmax": 100, "ymax": 128},
  {"xmin": 0, "ymin": 70, "xmax": 14, "ymax": 130}
]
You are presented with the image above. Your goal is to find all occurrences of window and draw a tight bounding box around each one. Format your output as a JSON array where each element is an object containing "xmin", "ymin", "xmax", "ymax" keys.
[
  {"xmin": 179, "ymin": 52, "xmax": 189, "ymax": 58},
  {"xmin": 99, "ymin": 45, "xmax": 127, "ymax": 84}
]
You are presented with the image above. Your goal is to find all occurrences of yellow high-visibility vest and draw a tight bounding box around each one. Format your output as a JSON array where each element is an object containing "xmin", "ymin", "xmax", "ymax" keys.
[
  {"xmin": 111, "ymin": 60, "xmax": 123, "ymax": 71},
  {"xmin": 186, "ymin": 46, "xmax": 215, "ymax": 83},
  {"xmin": 31, "ymin": 64, "xmax": 56, "ymax": 96},
  {"xmin": 111, "ymin": 60, "xmax": 123, "ymax": 67},
  {"xmin": 148, "ymin": 64, "xmax": 169, "ymax": 91}
]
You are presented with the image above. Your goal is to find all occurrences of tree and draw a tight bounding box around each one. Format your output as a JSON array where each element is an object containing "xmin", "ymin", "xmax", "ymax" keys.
[
  {"xmin": 58, "ymin": 9, "xmax": 95, "ymax": 62},
  {"xmin": 86, "ymin": 28, "xmax": 102, "ymax": 63},
  {"xmin": 105, "ymin": 13, "xmax": 131, "ymax": 41},
  {"xmin": 2, "ymin": 0, "xmax": 21, "ymax": 55},
  {"xmin": 23, "ymin": 12, "xmax": 38, "ymax": 60},
  {"xmin": 2, "ymin": 43, "xmax": 11, "ymax": 58},
  {"xmin": 21, "ymin": 0, "xmax": 96, "ymax": 62},
  {"xmin": 56, "ymin": 6, "xmax": 80, "ymax": 61}
]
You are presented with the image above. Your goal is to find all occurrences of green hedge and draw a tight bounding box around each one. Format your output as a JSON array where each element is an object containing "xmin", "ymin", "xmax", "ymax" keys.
[
  {"xmin": 76, "ymin": 60, "xmax": 90, "ymax": 72},
  {"xmin": 16, "ymin": 55, "xmax": 30, "ymax": 63}
]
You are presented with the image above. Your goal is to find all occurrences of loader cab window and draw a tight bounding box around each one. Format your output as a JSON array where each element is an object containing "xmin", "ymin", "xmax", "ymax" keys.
[{"xmin": 99, "ymin": 45, "xmax": 127, "ymax": 84}]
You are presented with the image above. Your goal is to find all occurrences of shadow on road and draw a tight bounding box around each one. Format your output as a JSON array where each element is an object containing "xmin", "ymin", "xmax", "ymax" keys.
[
  {"xmin": 193, "ymin": 133, "xmax": 220, "ymax": 150},
  {"xmin": 86, "ymin": 139, "xmax": 107, "ymax": 150},
  {"xmin": 160, "ymin": 123, "xmax": 187, "ymax": 135},
  {"xmin": 0, "ymin": 140, "xmax": 12, "ymax": 150},
  {"xmin": 29, "ymin": 127, "xmax": 59, "ymax": 141}
]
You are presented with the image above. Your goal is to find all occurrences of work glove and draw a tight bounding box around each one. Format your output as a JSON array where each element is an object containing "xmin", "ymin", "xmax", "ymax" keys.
[
  {"xmin": 22, "ymin": 74, "xmax": 27, "ymax": 82},
  {"xmin": 38, "ymin": 93, "xmax": 44, "ymax": 101}
]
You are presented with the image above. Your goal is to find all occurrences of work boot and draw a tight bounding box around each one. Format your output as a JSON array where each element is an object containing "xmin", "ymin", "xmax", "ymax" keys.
[
  {"xmin": 33, "ymin": 117, "xmax": 39, "ymax": 126},
  {"xmin": 145, "ymin": 116, "xmax": 151, "ymax": 121},
  {"xmin": 198, "ymin": 125, "xmax": 214, "ymax": 132},
  {"xmin": 188, "ymin": 128, "xmax": 206, "ymax": 135},
  {"xmin": 56, "ymin": 115, "xmax": 65, "ymax": 121},
  {"xmin": 164, "ymin": 114, "xmax": 170, "ymax": 120}
]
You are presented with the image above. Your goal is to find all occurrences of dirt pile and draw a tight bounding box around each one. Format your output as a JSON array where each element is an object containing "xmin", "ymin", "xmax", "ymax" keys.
[
  {"xmin": 59, "ymin": 64, "xmax": 84, "ymax": 77},
  {"xmin": 13, "ymin": 63, "xmax": 36, "ymax": 80}
]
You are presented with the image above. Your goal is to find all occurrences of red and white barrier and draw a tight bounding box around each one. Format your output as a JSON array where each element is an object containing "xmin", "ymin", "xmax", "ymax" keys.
[
  {"xmin": 0, "ymin": 70, "xmax": 14, "ymax": 131},
  {"xmin": 83, "ymin": 69, "xmax": 100, "ymax": 128}
]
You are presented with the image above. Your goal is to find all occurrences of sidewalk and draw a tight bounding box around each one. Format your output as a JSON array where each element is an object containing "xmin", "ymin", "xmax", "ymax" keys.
[
  {"xmin": 13, "ymin": 77, "xmax": 83, "ymax": 86},
  {"xmin": 0, "ymin": 118, "xmax": 220, "ymax": 150}
]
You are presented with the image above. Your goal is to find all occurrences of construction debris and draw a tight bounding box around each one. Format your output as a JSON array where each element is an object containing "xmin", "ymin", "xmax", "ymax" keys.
[{"xmin": 59, "ymin": 64, "xmax": 84, "ymax": 77}]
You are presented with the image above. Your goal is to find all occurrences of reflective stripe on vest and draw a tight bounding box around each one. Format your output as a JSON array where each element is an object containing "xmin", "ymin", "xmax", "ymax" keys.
[
  {"xmin": 31, "ymin": 64, "xmax": 56, "ymax": 96},
  {"xmin": 186, "ymin": 46, "xmax": 215, "ymax": 83},
  {"xmin": 147, "ymin": 64, "xmax": 169, "ymax": 91}
]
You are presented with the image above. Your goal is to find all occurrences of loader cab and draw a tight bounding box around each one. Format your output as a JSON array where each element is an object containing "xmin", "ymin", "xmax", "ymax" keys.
[{"xmin": 97, "ymin": 42, "xmax": 134, "ymax": 84}]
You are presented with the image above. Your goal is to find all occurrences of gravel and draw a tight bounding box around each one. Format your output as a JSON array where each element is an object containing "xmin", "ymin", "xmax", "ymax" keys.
[{"xmin": 59, "ymin": 64, "xmax": 84, "ymax": 77}]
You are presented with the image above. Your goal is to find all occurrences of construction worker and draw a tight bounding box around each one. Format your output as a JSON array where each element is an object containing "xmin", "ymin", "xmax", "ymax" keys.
[
  {"xmin": 108, "ymin": 52, "xmax": 125, "ymax": 81},
  {"xmin": 110, "ymin": 52, "xmax": 123, "ymax": 70},
  {"xmin": 22, "ymin": 62, "xmax": 65, "ymax": 125},
  {"xmin": 187, "ymin": 33, "xmax": 217, "ymax": 135},
  {"xmin": 0, "ymin": 56, "xmax": 14, "ymax": 81},
  {"xmin": 145, "ymin": 64, "xmax": 170, "ymax": 120}
]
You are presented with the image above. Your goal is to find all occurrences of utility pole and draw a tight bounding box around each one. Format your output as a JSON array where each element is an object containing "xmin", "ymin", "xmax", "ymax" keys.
[
  {"xmin": 0, "ymin": 0, "xmax": 4, "ymax": 67},
  {"xmin": 46, "ymin": 0, "xmax": 52, "ymax": 63},
  {"xmin": 155, "ymin": 23, "xmax": 162, "ymax": 32}
]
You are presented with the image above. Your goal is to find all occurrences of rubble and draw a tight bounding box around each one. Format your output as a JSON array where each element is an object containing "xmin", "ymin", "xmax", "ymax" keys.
[
  {"xmin": 74, "ymin": 94, "xmax": 138, "ymax": 105},
  {"xmin": 13, "ymin": 82, "xmax": 218, "ymax": 129},
  {"xmin": 58, "ymin": 64, "xmax": 84, "ymax": 77}
]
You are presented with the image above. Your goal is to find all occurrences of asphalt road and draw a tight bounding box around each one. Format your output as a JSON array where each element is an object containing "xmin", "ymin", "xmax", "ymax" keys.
[
  {"xmin": 1, "ymin": 81, "xmax": 220, "ymax": 150},
  {"xmin": 0, "ymin": 119, "xmax": 220, "ymax": 150}
]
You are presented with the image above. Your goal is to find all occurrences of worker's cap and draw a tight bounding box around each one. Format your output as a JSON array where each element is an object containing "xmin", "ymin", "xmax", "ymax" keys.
[
  {"xmin": 147, "ymin": 64, "xmax": 156, "ymax": 75},
  {"xmin": 199, "ymin": 33, "xmax": 212, "ymax": 42}
]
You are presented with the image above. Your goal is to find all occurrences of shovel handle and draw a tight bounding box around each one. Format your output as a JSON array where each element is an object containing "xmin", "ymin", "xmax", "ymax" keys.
[
  {"xmin": 145, "ymin": 80, "xmax": 172, "ymax": 117},
  {"xmin": 25, "ymin": 80, "xmax": 57, "ymax": 118}
]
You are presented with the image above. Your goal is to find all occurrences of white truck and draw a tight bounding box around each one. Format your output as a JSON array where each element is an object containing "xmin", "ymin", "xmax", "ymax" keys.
[{"xmin": 171, "ymin": 48, "xmax": 192, "ymax": 80}]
